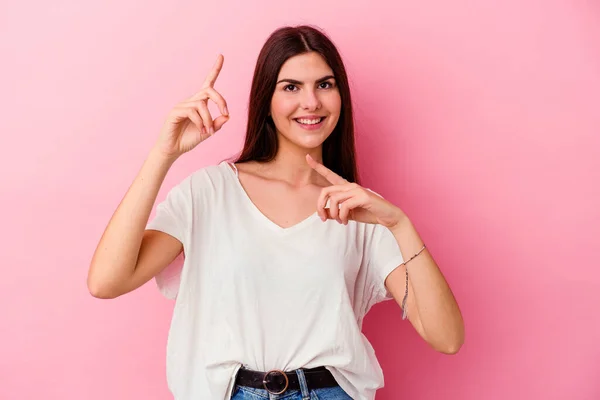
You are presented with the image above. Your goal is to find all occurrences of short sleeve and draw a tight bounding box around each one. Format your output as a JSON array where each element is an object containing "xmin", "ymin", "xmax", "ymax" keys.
[
  {"xmin": 146, "ymin": 176, "xmax": 193, "ymax": 299},
  {"xmin": 363, "ymin": 224, "xmax": 405, "ymax": 308}
]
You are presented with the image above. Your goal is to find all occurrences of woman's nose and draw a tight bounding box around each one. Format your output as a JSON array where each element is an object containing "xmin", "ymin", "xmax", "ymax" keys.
[{"xmin": 301, "ymin": 89, "xmax": 321, "ymax": 110}]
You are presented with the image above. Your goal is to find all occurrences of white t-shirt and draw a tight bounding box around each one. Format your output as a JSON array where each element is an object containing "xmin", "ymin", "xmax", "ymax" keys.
[{"xmin": 146, "ymin": 161, "xmax": 405, "ymax": 400}]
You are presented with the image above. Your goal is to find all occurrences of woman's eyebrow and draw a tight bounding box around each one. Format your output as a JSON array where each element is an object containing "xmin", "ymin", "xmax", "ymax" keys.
[{"xmin": 276, "ymin": 75, "xmax": 335, "ymax": 85}]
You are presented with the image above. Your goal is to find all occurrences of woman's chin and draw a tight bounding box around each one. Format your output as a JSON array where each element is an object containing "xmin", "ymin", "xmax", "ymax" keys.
[
  {"xmin": 295, "ymin": 134, "xmax": 331, "ymax": 150},
  {"xmin": 277, "ymin": 127, "xmax": 334, "ymax": 151}
]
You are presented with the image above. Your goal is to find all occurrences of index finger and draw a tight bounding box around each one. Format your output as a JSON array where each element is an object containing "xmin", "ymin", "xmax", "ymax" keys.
[
  {"xmin": 306, "ymin": 154, "xmax": 347, "ymax": 185},
  {"xmin": 202, "ymin": 54, "xmax": 224, "ymax": 88}
]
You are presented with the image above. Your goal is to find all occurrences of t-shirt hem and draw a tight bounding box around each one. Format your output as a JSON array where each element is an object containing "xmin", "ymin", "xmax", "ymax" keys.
[
  {"xmin": 378, "ymin": 255, "xmax": 405, "ymax": 300},
  {"xmin": 145, "ymin": 223, "xmax": 184, "ymax": 245}
]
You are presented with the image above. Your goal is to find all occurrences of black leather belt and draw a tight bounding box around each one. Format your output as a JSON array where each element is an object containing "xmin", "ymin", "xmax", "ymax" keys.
[{"xmin": 234, "ymin": 366, "xmax": 339, "ymax": 395}]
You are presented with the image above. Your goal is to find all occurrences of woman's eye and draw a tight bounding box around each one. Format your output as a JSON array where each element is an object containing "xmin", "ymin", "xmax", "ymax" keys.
[
  {"xmin": 319, "ymin": 82, "xmax": 333, "ymax": 89},
  {"xmin": 284, "ymin": 84, "xmax": 297, "ymax": 92}
]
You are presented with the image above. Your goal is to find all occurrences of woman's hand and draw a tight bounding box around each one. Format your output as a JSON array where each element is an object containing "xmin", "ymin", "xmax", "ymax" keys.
[
  {"xmin": 306, "ymin": 154, "xmax": 407, "ymax": 228},
  {"xmin": 153, "ymin": 54, "xmax": 230, "ymax": 160}
]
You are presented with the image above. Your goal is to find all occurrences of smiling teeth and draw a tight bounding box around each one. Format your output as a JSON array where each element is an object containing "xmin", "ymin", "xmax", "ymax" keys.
[{"xmin": 297, "ymin": 118, "xmax": 322, "ymax": 125}]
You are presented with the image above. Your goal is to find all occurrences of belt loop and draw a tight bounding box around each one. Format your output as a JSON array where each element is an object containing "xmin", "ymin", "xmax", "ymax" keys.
[{"xmin": 295, "ymin": 368, "xmax": 310, "ymax": 400}]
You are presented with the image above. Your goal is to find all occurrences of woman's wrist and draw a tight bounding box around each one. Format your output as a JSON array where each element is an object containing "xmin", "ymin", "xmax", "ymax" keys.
[
  {"xmin": 388, "ymin": 216, "xmax": 426, "ymax": 256},
  {"xmin": 388, "ymin": 208, "xmax": 410, "ymax": 233}
]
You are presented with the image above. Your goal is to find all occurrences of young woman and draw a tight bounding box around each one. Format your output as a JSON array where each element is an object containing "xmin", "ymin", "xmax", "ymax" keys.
[{"xmin": 88, "ymin": 25, "xmax": 464, "ymax": 400}]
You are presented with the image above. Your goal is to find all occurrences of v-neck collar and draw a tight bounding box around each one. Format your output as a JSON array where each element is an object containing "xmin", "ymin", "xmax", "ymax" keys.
[{"xmin": 220, "ymin": 161, "xmax": 321, "ymax": 234}]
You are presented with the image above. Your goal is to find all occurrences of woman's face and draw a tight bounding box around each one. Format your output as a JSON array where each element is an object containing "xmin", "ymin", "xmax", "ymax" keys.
[{"xmin": 270, "ymin": 52, "xmax": 341, "ymax": 152}]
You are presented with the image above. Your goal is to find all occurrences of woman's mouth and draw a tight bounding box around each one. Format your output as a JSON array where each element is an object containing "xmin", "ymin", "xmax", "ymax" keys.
[{"xmin": 294, "ymin": 117, "xmax": 326, "ymax": 130}]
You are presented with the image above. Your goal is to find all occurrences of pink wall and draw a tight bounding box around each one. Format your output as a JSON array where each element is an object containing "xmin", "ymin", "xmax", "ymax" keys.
[{"xmin": 1, "ymin": 0, "xmax": 598, "ymax": 399}]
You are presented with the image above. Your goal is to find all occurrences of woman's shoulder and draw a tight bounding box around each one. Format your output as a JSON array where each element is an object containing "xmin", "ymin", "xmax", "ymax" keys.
[
  {"xmin": 204, "ymin": 160, "xmax": 237, "ymax": 184},
  {"xmin": 167, "ymin": 161, "xmax": 233, "ymax": 198},
  {"xmin": 188, "ymin": 160, "xmax": 234, "ymax": 181},
  {"xmin": 228, "ymin": 160, "xmax": 260, "ymax": 176}
]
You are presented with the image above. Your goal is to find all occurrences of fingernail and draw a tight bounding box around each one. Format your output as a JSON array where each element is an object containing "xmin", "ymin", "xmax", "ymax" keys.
[
  {"xmin": 210, "ymin": 127, "xmax": 215, "ymax": 135},
  {"xmin": 223, "ymin": 106, "xmax": 228, "ymax": 115}
]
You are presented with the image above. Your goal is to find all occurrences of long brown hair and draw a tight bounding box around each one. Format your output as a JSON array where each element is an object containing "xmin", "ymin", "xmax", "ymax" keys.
[{"xmin": 235, "ymin": 25, "xmax": 359, "ymax": 183}]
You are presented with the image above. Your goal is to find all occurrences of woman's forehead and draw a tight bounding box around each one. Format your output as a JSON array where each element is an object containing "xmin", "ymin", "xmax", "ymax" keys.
[{"xmin": 277, "ymin": 52, "xmax": 333, "ymax": 80}]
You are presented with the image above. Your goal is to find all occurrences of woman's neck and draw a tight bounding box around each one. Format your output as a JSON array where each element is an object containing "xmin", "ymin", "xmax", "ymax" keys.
[{"xmin": 260, "ymin": 144, "xmax": 325, "ymax": 187}]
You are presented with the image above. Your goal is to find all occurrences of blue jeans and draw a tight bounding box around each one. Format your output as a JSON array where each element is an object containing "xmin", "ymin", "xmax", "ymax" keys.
[{"xmin": 231, "ymin": 368, "xmax": 352, "ymax": 399}]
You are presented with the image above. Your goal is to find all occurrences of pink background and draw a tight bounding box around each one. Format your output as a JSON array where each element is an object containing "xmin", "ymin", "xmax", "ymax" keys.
[{"xmin": 1, "ymin": 0, "xmax": 599, "ymax": 399}]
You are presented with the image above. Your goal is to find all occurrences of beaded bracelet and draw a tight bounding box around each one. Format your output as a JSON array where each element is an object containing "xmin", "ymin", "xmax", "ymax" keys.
[{"xmin": 401, "ymin": 244, "xmax": 427, "ymax": 320}]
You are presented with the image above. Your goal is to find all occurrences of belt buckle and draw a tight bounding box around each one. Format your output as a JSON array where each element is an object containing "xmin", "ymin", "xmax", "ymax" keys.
[{"xmin": 262, "ymin": 369, "xmax": 289, "ymax": 395}]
